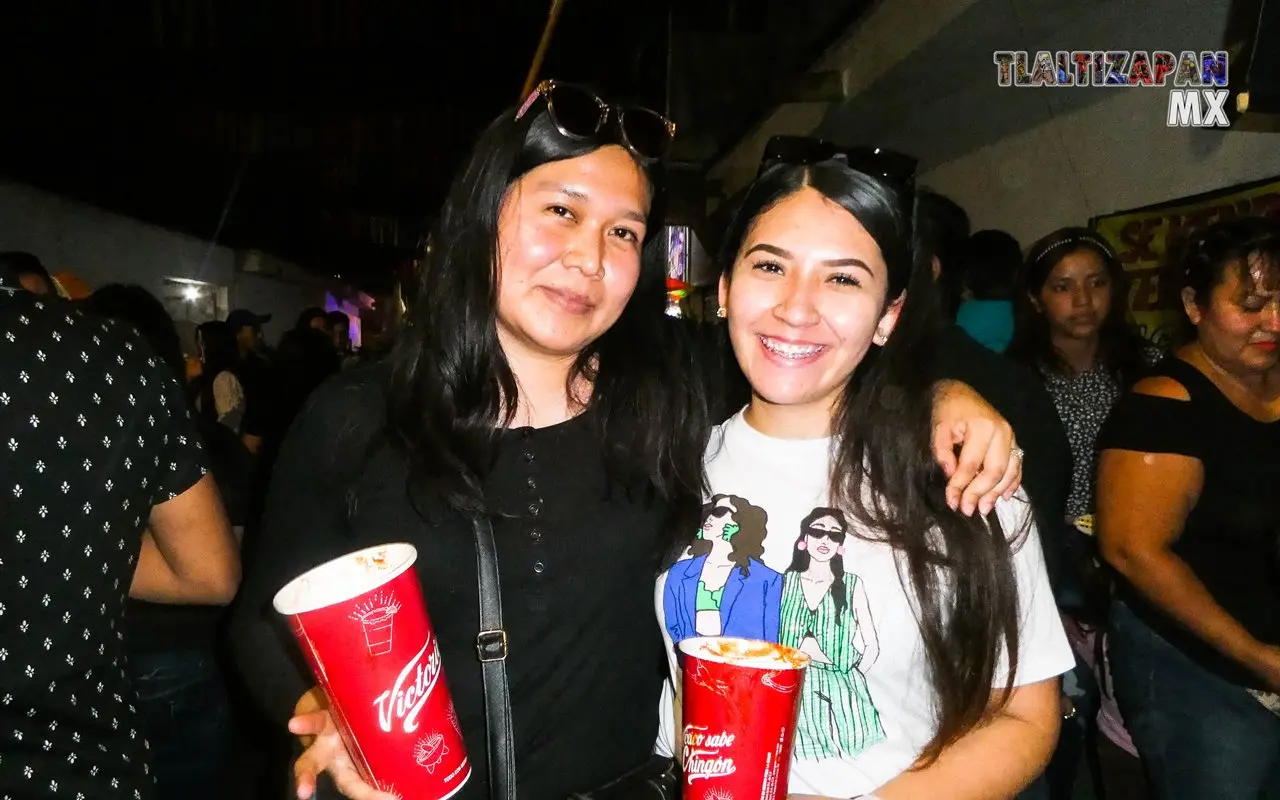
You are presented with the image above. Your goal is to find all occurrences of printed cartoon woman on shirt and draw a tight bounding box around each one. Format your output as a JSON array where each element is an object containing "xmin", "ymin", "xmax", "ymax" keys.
[
  {"xmin": 663, "ymin": 493, "xmax": 782, "ymax": 644},
  {"xmin": 779, "ymin": 507, "xmax": 886, "ymax": 760}
]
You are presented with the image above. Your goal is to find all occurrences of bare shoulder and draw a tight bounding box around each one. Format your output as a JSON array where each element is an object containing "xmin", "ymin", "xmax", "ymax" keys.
[{"xmin": 1132, "ymin": 375, "xmax": 1191, "ymax": 401}]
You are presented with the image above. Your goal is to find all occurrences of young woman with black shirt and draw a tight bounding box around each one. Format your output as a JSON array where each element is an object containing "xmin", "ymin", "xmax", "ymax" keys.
[{"xmin": 229, "ymin": 82, "xmax": 1025, "ymax": 800}]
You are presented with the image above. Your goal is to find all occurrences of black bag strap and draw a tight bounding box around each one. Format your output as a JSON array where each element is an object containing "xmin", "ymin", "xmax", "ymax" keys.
[{"xmin": 473, "ymin": 515, "xmax": 516, "ymax": 799}]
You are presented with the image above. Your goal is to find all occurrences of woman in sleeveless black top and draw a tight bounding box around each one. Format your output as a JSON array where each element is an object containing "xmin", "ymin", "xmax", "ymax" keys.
[{"xmin": 1096, "ymin": 217, "xmax": 1280, "ymax": 799}]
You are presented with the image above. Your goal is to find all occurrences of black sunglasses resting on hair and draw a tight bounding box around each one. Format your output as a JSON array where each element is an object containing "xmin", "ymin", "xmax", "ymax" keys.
[
  {"xmin": 758, "ymin": 134, "xmax": 918, "ymax": 190},
  {"xmin": 516, "ymin": 79, "xmax": 676, "ymax": 162}
]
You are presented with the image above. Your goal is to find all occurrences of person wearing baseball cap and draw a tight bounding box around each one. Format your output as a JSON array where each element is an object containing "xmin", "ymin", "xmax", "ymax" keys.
[{"xmin": 226, "ymin": 309, "xmax": 271, "ymax": 353}]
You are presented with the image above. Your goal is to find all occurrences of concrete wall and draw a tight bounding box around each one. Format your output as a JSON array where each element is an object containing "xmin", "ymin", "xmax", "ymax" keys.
[
  {"xmin": 0, "ymin": 181, "xmax": 325, "ymax": 343},
  {"xmin": 917, "ymin": 88, "xmax": 1280, "ymax": 245},
  {"xmin": 707, "ymin": 0, "xmax": 986, "ymax": 201},
  {"xmin": 709, "ymin": 0, "xmax": 1280, "ymax": 245},
  {"xmin": 864, "ymin": 0, "xmax": 1280, "ymax": 244}
]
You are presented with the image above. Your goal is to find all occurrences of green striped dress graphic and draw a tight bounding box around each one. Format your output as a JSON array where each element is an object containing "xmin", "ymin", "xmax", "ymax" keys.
[{"xmin": 779, "ymin": 570, "xmax": 886, "ymax": 760}]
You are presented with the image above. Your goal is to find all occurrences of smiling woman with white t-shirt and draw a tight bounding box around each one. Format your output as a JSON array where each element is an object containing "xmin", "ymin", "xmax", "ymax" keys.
[{"xmin": 655, "ymin": 157, "xmax": 1073, "ymax": 799}]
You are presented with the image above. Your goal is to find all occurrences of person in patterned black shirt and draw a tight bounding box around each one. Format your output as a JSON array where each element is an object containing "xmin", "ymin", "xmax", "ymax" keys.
[{"xmin": 0, "ymin": 276, "xmax": 241, "ymax": 800}]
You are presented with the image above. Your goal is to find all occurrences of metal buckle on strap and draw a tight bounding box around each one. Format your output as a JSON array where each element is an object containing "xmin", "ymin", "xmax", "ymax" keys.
[{"xmin": 476, "ymin": 629, "xmax": 508, "ymax": 662}]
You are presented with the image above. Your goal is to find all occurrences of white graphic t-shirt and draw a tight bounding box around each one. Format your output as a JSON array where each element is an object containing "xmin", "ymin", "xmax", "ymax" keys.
[{"xmin": 654, "ymin": 411, "xmax": 1074, "ymax": 796}]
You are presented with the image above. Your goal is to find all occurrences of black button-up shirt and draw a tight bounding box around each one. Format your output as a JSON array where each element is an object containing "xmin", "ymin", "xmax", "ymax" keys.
[{"xmin": 231, "ymin": 366, "xmax": 669, "ymax": 797}]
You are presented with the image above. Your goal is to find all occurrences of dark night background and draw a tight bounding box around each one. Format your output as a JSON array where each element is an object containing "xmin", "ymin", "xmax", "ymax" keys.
[{"xmin": 1, "ymin": 0, "xmax": 869, "ymax": 290}]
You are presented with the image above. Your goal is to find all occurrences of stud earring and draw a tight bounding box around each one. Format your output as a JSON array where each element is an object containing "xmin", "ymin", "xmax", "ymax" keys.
[
  {"xmin": 796, "ymin": 541, "xmax": 807, "ymax": 550},
  {"xmin": 716, "ymin": 306, "xmax": 727, "ymax": 319}
]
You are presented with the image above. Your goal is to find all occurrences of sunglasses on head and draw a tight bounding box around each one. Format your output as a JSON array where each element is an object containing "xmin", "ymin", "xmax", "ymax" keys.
[
  {"xmin": 758, "ymin": 135, "xmax": 918, "ymax": 191},
  {"xmin": 516, "ymin": 79, "xmax": 676, "ymax": 162}
]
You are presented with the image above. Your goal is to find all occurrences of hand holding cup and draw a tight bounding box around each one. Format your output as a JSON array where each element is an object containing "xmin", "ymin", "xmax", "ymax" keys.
[
  {"xmin": 291, "ymin": 687, "xmax": 399, "ymax": 800},
  {"xmin": 274, "ymin": 543, "xmax": 472, "ymax": 800}
]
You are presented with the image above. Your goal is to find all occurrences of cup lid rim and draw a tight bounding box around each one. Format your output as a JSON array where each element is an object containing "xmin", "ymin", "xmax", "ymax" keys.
[
  {"xmin": 677, "ymin": 635, "xmax": 810, "ymax": 669},
  {"xmin": 272, "ymin": 542, "xmax": 418, "ymax": 616}
]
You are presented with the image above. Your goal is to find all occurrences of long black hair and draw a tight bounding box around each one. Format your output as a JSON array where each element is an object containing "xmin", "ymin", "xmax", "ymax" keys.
[
  {"xmin": 80, "ymin": 284, "xmax": 187, "ymax": 381},
  {"xmin": 915, "ymin": 190, "xmax": 971, "ymax": 318},
  {"xmin": 1007, "ymin": 227, "xmax": 1147, "ymax": 382},
  {"xmin": 386, "ymin": 99, "xmax": 708, "ymax": 556},
  {"xmin": 720, "ymin": 161, "xmax": 1024, "ymax": 765}
]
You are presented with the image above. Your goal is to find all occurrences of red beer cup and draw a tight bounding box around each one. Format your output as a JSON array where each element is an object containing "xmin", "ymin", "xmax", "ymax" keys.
[
  {"xmin": 678, "ymin": 636, "xmax": 810, "ymax": 800},
  {"xmin": 273, "ymin": 543, "xmax": 471, "ymax": 800}
]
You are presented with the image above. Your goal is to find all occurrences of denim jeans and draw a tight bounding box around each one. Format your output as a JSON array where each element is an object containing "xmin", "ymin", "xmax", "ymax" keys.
[
  {"xmin": 1109, "ymin": 601, "xmax": 1280, "ymax": 800},
  {"xmin": 129, "ymin": 649, "xmax": 233, "ymax": 800}
]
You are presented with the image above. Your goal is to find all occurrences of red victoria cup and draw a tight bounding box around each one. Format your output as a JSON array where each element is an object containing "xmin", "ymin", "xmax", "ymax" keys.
[
  {"xmin": 678, "ymin": 636, "xmax": 810, "ymax": 800},
  {"xmin": 273, "ymin": 543, "xmax": 471, "ymax": 800}
]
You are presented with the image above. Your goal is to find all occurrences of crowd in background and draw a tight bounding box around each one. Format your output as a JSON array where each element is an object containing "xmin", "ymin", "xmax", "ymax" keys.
[
  {"xmin": 907, "ymin": 198, "xmax": 1280, "ymax": 800},
  {"xmin": 2, "ymin": 103, "xmax": 1279, "ymax": 800}
]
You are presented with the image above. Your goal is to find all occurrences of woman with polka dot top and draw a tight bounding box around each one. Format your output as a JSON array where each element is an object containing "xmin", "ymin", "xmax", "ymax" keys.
[{"xmin": 1006, "ymin": 227, "xmax": 1159, "ymax": 796}]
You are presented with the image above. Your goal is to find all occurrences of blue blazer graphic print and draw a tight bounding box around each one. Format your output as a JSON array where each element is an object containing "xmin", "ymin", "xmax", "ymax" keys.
[
  {"xmin": 664, "ymin": 554, "xmax": 783, "ymax": 644},
  {"xmin": 665, "ymin": 493, "xmax": 782, "ymax": 645}
]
